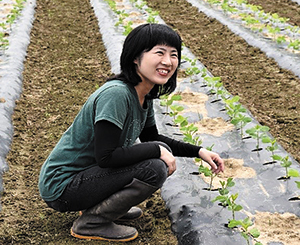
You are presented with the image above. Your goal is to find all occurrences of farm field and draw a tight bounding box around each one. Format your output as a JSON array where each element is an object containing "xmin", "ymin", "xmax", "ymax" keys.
[{"xmin": 0, "ymin": 0, "xmax": 300, "ymax": 244}]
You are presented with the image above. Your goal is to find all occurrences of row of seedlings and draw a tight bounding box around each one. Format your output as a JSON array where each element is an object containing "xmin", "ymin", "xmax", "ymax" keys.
[
  {"xmin": 200, "ymin": 0, "xmax": 300, "ymax": 53},
  {"xmin": 0, "ymin": 0, "xmax": 27, "ymax": 50}
]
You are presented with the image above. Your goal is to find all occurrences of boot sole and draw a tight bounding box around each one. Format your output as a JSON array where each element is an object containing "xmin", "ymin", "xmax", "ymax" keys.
[{"xmin": 70, "ymin": 228, "xmax": 138, "ymax": 242}]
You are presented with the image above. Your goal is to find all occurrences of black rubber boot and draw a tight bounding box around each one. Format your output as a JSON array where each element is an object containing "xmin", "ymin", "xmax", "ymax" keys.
[
  {"xmin": 78, "ymin": 206, "xmax": 143, "ymax": 221},
  {"xmin": 71, "ymin": 178, "xmax": 158, "ymax": 242}
]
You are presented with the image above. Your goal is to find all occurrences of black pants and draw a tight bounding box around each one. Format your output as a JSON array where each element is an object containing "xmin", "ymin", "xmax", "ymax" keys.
[{"xmin": 45, "ymin": 157, "xmax": 168, "ymax": 212}]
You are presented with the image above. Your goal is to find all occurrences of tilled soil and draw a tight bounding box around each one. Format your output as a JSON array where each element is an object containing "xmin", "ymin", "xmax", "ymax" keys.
[
  {"xmin": 247, "ymin": 0, "xmax": 300, "ymax": 27},
  {"xmin": 1, "ymin": 0, "xmax": 300, "ymax": 244}
]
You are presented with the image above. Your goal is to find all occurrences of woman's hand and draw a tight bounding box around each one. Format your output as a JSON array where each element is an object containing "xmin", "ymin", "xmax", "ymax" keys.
[
  {"xmin": 198, "ymin": 148, "xmax": 224, "ymax": 174},
  {"xmin": 159, "ymin": 145, "xmax": 176, "ymax": 176}
]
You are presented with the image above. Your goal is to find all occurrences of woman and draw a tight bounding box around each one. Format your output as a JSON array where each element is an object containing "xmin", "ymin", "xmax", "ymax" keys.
[{"xmin": 39, "ymin": 23, "xmax": 224, "ymax": 242}]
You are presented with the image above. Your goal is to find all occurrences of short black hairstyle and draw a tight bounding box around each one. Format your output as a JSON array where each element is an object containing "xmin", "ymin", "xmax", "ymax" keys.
[{"xmin": 109, "ymin": 23, "xmax": 182, "ymax": 99}]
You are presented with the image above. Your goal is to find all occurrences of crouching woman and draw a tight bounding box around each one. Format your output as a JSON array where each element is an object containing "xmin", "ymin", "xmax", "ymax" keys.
[{"xmin": 38, "ymin": 23, "xmax": 224, "ymax": 242}]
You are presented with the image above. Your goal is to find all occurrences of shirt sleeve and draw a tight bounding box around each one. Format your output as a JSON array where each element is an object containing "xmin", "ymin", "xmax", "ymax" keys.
[
  {"xmin": 139, "ymin": 125, "xmax": 202, "ymax": 158},
  {"xmin": 94, "ymin": 120, "xmax": 161, "ymax": 168},
  {"xmin": 94, "ymin": 85, "xmax": 129, "ymax": 129}
]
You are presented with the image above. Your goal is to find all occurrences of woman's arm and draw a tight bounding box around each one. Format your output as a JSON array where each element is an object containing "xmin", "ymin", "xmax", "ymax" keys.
[
  {"xmin": 139, "ymin": 125, "xmax": 201, "ymax": 157},
  {"xmin": 140, "ymin": 125, "xmax": 224, "ymax": 173},
  {"xmin": 94, "ymin": 120, "xmax": 160, "ymax": 168}
]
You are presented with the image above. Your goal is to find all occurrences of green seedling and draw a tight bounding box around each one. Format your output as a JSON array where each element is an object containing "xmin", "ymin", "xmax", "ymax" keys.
[
  {"xmin": 115, "ymin": 11, "xmax": 129, "ymax": 27},
  {"xmin": 181, "ymin": 123, "xmax": 202, "ymax": 146},
  {"xmin": 198, "ymin": 165, "xmax": 217, "ymax": 191},
  {"xmin": 235, "ymin": 0, "xmax": 247, "ymax": 4},
  {"xmin": 288, "ymin": 39, "xmax": 300, "ymax": 50},
  {"xmin": 185, "ymin": 66, "xmax": 201, "ymax": 82},
  {"xmin": 123, "ymin": 21, "xmax": 133, "ymax": 36},
  {"xmin": 204, "ymin": 76, "xmax": 221, "ymax": 93},
  {"xmin": 224, "ymin": 96, "xmax": 247, "ymax": 119},
  {"xmin": 262, "ymin": 137, "xmax": 278, "ymax": 159},
  {"xmin": 174, "ymin": 115, "xmax": 189, "ymax": 128},
  {"xmin": 228, "ymin": 217, "xmax": 262, "ymax": 245},
  {"xmin": 271, "ymin": 13, "xmax": 289, "ymax": 23},
  {"xmin": 160, "ymin": 94, "xmax": 182, "ymax": 114},
  {"xmin": 0, "ymin": 32, "xmax": 9, "ymax": 49},
  {"xmin": 240, "ymin": 13, "xmax": 260, "ymax": 25},
  {"xmin": 246, "ymin": 4, "xmax": 262, "ymax": 12},
  {"xmin": 276, "ymin": 35, "xmax": 286, "ymax": 44},
  {"xmin": 245, "ymin": 125, "xmax": 270, "ymax": 151},
  {"xmin": 266, "ymin": 25, "xmax": 281, "ymax": 40},
  {"xmin": 135, "ymin": 0, "xmax": 146, "ymax": 9},
  {"xmin": 227, "ymin": 193, "xmax": 243, "ymax": 220},
  {"xmin": 273, "ymin": 155, "xmax": 299, "ymax": 179},
  {"xmin": 212, "ymin": 177, "xmax": 235, "ymax": 207},
  {"xmin": 231, "ymin": 113, "xmax": 252, "ymax": 138},
  {"xmin": 207, "ymin": 0, "xmax": 221, "ymax": 4},
  {"xmin": 169, "ymin": 104, "xmax": 185, "ymax": 124},
  {"xmin": 105, "ymin": 0, "xmax": 117, "ymax": 12},
  {"xmin": 210, "ymin": 81, "xmax": 224, "ymax": 99},
  {"xmin": 221, "ymin": 2, "xmax": 237, "ymax": 13}
]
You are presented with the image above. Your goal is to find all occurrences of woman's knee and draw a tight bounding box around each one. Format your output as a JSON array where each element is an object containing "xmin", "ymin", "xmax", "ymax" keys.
[{"xmin": 136, "ymin": 159, "xmax": 168, "ymax": 188}]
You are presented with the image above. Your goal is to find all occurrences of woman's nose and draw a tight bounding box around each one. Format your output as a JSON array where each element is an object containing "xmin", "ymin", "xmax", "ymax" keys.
[{"xmin": 161, "ymin": 55, "xmax": 172, "ymax": 66}]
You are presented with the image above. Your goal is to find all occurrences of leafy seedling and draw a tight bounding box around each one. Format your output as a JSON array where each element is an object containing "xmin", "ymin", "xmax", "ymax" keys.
[
  {"xmin": 159, "ymin": 94, "xmax": 182, "ymax": 114},
  {"xmin": 245, "ymin": 125, "xmax": 270, "ymax": 152},
  {"xmin": 169, "ymin": 104, "xmax": 185, "ymax": 125},
  {"xmin": 212, "ymin": 177, "xmax": 235, "ymax": 207},
  {"xmin": 231, "ymin": 113, "xmax": 252, "ymax": 138},
  {"xmin": 227, "ymin": 193, "xmax": 243, "ymax": 220},
  {"xmin": 198, "ymin": 165, "xmax": 217, "ymax": 191},
  {"xmin": 228, "ymin": 217, "xmax": 262, "ymax": 245},
  {"xmin": 181, "ymin": 123, "xmax": 202, "ymax": 146},
  {"xmin": 262, "ymin": 137, "xmax": 279, "ymax": 165},
  {"xmin": 274, "ymin": 155, "xmax": 298, "ymax": 180}
]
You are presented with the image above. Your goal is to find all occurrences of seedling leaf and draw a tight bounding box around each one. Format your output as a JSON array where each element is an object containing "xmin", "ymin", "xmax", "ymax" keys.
[
  {"xmin": 288, "ymin": 168, "xmax": 300, "ymax": 177},
  {"xmin": 249, "ymin": 228, "xmax": 260, "ymax": 238}
]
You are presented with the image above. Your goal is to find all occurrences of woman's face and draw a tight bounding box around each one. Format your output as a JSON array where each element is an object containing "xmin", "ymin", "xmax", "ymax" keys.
[{"xmin": 134, "ymin": 45, "xmax": 179, "ymax": 88}]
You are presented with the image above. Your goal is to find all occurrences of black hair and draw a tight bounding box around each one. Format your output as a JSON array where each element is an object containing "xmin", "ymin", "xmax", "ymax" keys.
[{"xmin": 108, "ymin": 23, "xmax": 182, "ymax": 99}]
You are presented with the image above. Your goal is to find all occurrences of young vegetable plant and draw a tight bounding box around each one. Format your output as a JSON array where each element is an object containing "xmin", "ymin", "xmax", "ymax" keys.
[
  {"xmin": 224, "ymin": 96, "xmax": 246, "ymax": 119},
  {"xmin": 231, "ymin": 113, "xmax": 252, "ymax": 138},
  {"xmin": 245, "ymin": 125, "xmax": 270, "ymax": 152},
  {"xmin": 180, "ymin": 123, "xmax": 202, "ymax": 146},
  {"xmin": 228, "ymin": 217, "xmax": 262, "ymax": 245},
  {"xmin": 169, "ymin": 104, "xmax": 185, "ymax": 125},
  {"xmin": 273, "ymin": 155, "xmax": 299, "ymax": 180},
  {"xmin": 159, "ymin": 94, "xmax": 182, "ymax": 114},
  {"xmin": 198, "ymin": 165, "xmax": 217, "ymax": 191},
  {"xmin": 212, "ymin": 177, "xmax": 263, "ymax": 244},
  {"xmin": 261, "ymin": 136, "xmax": 279, "ymax": 164},
  {"xmin": 204, "ymin": 76, "xmax": 221, "ymax": 94},
  {"xmin": 212, "ymin": 177, "xmax": 235, "ymax": 207}
]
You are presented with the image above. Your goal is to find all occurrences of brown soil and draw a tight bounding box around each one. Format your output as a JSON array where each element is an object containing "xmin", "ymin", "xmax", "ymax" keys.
[
  {"xmin": 1, "ymin": 0, "xmax": 300, "ymax": 244},
  {"xmin": 247, "ymin": 0, "xmax": 300, "ymax": 27}
]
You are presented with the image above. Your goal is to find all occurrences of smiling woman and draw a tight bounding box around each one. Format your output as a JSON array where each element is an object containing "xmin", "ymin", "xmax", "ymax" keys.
[
  {"xmin": 38, "ymin": 23, "xmax": 225, "ymax": 242},
  {"xmin": 134, "ymin": 45, "xmax": 179, "ymax": 106}
]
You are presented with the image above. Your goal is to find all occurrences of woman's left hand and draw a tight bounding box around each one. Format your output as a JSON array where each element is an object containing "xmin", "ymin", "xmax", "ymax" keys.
[{"xmin": 198, "ymin": 148, "xmax": 224, "ymax": 174}]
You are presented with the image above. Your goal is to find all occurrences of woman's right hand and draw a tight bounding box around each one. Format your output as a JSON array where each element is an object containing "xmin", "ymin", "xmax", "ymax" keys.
[{"xmin": 159, "ymin": 145, "xmax": 176, "ymax": 176}]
